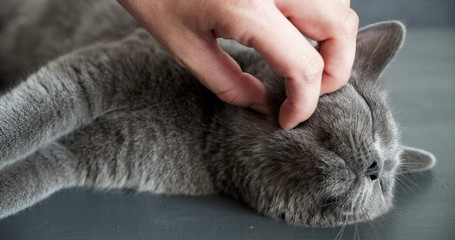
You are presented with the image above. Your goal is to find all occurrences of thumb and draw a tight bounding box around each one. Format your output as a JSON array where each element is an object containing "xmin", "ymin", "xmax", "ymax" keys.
[{"xmin": 172, "ymin": 34, "xmax": 268, "ymax": 113}]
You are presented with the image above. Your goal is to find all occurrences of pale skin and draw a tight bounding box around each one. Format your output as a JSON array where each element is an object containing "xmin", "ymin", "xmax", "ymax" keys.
[{"xmin": 117, "ymin": 0, "xmax": 359, "ymax": 130}]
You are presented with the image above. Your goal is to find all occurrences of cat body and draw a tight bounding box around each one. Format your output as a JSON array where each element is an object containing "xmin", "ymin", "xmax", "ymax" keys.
[{"xmin": 0, "ymin": 0, "xmax": 435, "ymax": 227}]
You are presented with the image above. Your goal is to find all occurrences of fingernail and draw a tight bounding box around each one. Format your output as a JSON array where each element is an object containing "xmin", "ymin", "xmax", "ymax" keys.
[
  {"xmin": 279, "ymin": 120, "xmax": 295, "ymax": 131},
  {"xmin": 250, "ymin": 104, "xmax": 269, "ymax": 115}
]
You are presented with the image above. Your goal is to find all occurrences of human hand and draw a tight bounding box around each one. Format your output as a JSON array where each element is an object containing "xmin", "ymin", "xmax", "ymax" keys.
[{"xmin": 118, "ymin": 0, "xmax": 359, "ymax": 130}]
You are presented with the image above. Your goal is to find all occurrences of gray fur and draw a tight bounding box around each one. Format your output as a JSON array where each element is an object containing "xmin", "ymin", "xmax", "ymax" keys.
[{"xmin": 0, "ymin": 0, "xmax": 436, "ymax": 227}]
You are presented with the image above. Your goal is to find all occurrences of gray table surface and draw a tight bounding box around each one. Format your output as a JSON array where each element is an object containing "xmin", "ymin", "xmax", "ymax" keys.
[{"xmin": 0, "ymin": 28, "xmax": 454, "ymax": 240}]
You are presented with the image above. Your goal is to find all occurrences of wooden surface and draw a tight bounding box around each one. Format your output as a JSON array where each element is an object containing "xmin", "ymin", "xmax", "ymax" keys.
[{"xmin": 0, "ymin": 28, "xmax": 454, "ymax": 240}]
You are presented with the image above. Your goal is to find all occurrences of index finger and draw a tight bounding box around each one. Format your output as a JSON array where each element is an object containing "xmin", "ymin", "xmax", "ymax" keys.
[
  {"xmin": 276, "ymin": 0, "xmax": 359, "ymax": 94},
  {"xmin": 224, "ymin": 4, "xmax": 325, "ymax": 130}
]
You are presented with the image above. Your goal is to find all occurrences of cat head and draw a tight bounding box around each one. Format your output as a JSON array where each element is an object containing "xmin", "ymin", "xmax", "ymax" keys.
[{"xmin": 221, "ymin": 21, "xmax": 436, "ymax": 227}]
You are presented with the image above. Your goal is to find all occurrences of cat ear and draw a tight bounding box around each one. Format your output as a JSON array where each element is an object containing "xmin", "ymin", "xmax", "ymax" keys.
[
  {"xmin": 353, "ymin": 21, "xmax": 405, "ymax": 79},
  {"xmin": 397, "ymin": 146, "xmax": 436, "ymax": 174}
]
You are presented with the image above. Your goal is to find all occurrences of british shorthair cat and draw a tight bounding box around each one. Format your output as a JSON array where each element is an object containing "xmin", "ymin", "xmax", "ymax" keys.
[{"xmin": 0, "ymin": 0, "xmax": 435, "ymax": 227}]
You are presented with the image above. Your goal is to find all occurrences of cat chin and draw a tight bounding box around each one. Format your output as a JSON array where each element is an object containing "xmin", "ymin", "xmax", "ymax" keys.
[{"xmin": 265, "ymin": 205, "xmax": 392, "ymax": 228}]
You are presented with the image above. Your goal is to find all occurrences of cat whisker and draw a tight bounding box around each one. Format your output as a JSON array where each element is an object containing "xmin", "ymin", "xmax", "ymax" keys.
[
  {"xmin": 396, "ymin": 177, "xmax": 418, "ymax": 195},
  {"xmin": 334, "ymin": 222, "xmax": 347, "ymax": 240},
  {"xmin": 399, "ymin": 162, "xmax": 427, "ymax": 166},
  {"xmin": 398, "ymin": 174, "xmax": 423, "ymax": 192},
  {"xmin": 352, "ymin": 207, "xmax": 364, "ymax": 240},
  {"xmin": 320, "ymin": 195, "xmax": 339, "ymax": 207},
  {"xmin": 395, "ymin": 178, "xmax": 412, "ymax": 197},
  {"xmin": 354, "ymin": 222, "xmax": 360, "ymax": 240},
  {"xmin": 388, "ymin": 81, "xmax": 407, "ymax": 110},
  {"xmin": 390, "ymin": 104, "xmax": 420, "ymax": 117}
]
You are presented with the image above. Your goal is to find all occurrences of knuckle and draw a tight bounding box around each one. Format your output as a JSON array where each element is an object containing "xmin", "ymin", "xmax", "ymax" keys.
[
  {"xmin": 335, "ymin": 64, "xmax": 353, "ymax": 87},
  {"xmin": 288, "ymin": 98, "xmax": 317, "ymax": 119},
  {"xmin": 300, "ymin": 56, "xmax": 324, "ymax": 84},
  {"xmin": 341, "ymin": 9, "xmax": 359, "ymax": 35},
  {"xmin": 172, "ymin": 48, "xmax": 193, "ymax": 70},
  {"xmin": 174, "ymin": 55, "xmax": 188, "ymax": 69},
  {"xmin": 219, "ymin": 0, "xmax": 270, "ymax": 45},
  {"xmin": 216, "ymin": 87, "xmax": 241, "ymax": 105},
  {"xmin": 238, "ymin": 0, "xmax": 268, "ymax": 12},
  {"xmin": 325, "ymin": 72, "xmax": 351, "ymax": 93},
  {"xmin": 334, "ymin": 74, "xmax": 350, "ymax": 89},
  {"xmin": 339, "ymin": 73, "xmax": 351, "ymax": 86},
  {"xmin": 332, "ymin": 68, "xmax": 352, "ymax": 87}
]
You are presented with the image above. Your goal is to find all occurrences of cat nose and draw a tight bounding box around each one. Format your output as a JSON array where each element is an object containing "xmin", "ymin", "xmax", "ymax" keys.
[{"xmin": 365, "ymin": 161, "xmax": 380, "ymax": 180}]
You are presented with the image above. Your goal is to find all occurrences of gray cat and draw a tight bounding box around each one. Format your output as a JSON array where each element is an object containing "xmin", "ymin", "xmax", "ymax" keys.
[{"xmin": 0, "ymin": 0, "xmax": 436, "ymax": 227}]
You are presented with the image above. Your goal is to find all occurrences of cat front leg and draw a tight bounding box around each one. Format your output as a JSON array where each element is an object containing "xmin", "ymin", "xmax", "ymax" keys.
[
  {"xmin": 0, "ymin": 143, "xmax": 80, "ymax": 219},
  {"xmin": 0, "ymin": 30, "xmax": 165, "ymax": 168}
]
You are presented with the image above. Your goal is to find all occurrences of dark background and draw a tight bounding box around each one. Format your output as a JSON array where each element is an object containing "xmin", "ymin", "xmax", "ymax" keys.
[{"xmin": 352, "ymin": 0, "xmax": 455, "ymax": 28}]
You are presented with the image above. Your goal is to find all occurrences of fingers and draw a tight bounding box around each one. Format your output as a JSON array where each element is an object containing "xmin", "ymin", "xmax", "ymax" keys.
[
  {"xmin": 310, "ymin": 7, "xmax": 359, "ymax": 94},
  {"xmin": 319, "ymin": 17, "xmax": 358, "ymax": 95},
  {"xmin": 252, "ymin": 0, "xmax": 358, "ymax": 129},
  {"xmin": 276, "ymin": 0, "xmax": 359, "ymax": 94},
  {"xmin": 171, "ymin": 32, "xmax": 269, "ymax": 113},
  {"xmin": 221, "ymin": 3, "xmax": 325, "ymax": 129},
  {"xmin": 221, "ymin": 0, "xmax": 358, "ymax": 129},
  {"xmin": 120, "ymin": 0, "xmax": 359, "ymax": 130}
]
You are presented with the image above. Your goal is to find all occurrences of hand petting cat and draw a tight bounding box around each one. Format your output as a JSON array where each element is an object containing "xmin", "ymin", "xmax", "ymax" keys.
[
  {"xmin": 0, "ymin": 0, "xmax": 436, "ymax": 225},
  {"xmin": 117, "ymin": 0, "xmax": 359, "ymax": 130}
]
